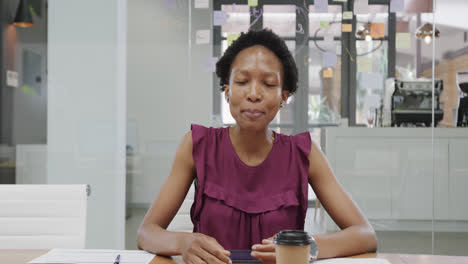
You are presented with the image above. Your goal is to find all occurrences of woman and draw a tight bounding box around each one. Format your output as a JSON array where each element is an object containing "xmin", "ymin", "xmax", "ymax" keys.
[{"xmin": 137, "ymin": 29, "xmax": 377, "ymax": 264}]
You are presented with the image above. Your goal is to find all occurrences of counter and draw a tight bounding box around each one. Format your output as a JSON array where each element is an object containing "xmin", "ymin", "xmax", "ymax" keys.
[{"xmin": 322, "ymin": 127, "xmax": 468, "ymax": 232}]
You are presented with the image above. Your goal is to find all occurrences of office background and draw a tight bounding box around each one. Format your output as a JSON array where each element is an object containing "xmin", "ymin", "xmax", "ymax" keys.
[{"xmin": 0, "ymin": 0, "xmax": 467, "ymax": 256}]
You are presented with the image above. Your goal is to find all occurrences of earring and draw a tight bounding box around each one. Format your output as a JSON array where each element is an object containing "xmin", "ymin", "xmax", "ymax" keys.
[
  {"xmin": 280, "ymin": 102, "xmax": 285, "ymax": 108},
  {"xmin": 225, "ymin": 96, "xmax": 230, "ymax": 103}
]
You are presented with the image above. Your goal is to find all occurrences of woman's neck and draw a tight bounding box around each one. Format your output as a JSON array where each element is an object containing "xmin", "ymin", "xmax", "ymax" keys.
[{"xmin": 229, "ymin": 125, "xmax": 274, "ymax": 155}]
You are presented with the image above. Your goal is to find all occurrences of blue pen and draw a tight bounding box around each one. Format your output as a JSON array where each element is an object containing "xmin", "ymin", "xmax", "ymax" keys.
[{"xmin": 114, "ymin": 254, "xmax": 120, "ymax": 264}]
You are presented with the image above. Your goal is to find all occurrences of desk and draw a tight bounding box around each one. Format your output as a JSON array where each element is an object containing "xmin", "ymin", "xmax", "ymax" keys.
[{"xmin": 2, "ymin": 250, "xmax": 468, "ymax": 264}]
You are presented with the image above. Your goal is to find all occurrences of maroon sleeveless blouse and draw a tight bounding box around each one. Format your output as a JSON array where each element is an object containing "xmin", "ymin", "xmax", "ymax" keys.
[{"xmin": 190, "ymin": 124, "xmax": 311, "ymax": 250}]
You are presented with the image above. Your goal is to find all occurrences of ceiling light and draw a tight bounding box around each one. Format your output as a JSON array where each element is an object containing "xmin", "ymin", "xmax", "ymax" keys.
[
  {"xmin": 356, "ymin": 23, "xmax": 372, "ymax": 42},
  {"xmin": 416, "ymin": 23, "xmax": 440, "ymax": 45},
  {"xmin": 13, "ymin": 0, "xmax": 34, "ymax": 28}
]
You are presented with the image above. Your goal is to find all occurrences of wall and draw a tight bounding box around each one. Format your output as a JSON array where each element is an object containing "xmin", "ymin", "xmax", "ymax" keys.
[
  {"xmin": 126, "ymin": 0, "xmax": 212, "ymax": 206},
  {"xmin": 48, "ymin": 0, "xmax": 126, "ymax": 249},
  {"xmin": 0, "ymin": 0, "xmax": 47, "ymax": 145}
]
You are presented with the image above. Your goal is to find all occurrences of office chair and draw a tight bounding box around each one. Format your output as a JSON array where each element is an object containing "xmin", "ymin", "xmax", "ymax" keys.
[{"xmin": 0, "ymin": 184, "xmax": 88, "ymax": 249}]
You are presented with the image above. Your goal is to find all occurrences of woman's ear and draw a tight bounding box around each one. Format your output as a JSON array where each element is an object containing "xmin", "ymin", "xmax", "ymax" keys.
[
  {"xmin": 281, "ymin": 90, "xmax": 290, "ymax": 103},
  {"xmin": 224, "ymin": 85, "xmax": 230, "ymax": 99}
]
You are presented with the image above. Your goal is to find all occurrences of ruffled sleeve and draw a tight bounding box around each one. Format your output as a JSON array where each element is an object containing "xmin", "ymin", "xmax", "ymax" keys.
[
  {"xmin": 292, "ymin": 132, "xmax": 312, "ymax": 158},
  {"xmin": 191, "ymin": 124, "xmax": 208, "ymax": 168}
]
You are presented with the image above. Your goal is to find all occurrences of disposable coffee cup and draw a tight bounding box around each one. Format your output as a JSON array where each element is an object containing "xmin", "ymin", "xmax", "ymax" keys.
[{"xmin": 274, "ymin": 230, "xmax": 313, "ymax": 264}]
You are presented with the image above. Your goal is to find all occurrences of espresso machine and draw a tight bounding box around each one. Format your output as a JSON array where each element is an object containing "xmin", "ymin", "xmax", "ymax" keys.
[
  {"xmin": 457, "ymin": 71, "xmax": 468, "ymax": 126},
  {"xmin": 391, "ymin": 79, "xmax": 443, "ymax": 127}
]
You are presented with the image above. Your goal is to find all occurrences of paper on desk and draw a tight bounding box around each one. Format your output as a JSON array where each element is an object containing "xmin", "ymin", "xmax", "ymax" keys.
[
  {"xmin": 29, "ymin": 248, "xmax": 155, "ymax": 264},
  {"xmin": 315, "ymin": 258, "xmax": 391, "ymax": 264}
]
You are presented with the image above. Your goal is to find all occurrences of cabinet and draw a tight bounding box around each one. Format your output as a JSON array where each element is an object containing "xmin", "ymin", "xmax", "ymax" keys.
[
  {"xmin": 323, "ymin": 128, "xmax": 468, "ymax": 230},
  {"xmin": 449, "ymin": 139, "xmax": 468, "ymax": 220}
]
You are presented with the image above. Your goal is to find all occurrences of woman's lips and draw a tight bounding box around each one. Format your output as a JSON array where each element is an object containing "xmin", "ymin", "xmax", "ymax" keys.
[{"xmin": 242, "ymin": 109, "xmax": 264, "ymax": 119}]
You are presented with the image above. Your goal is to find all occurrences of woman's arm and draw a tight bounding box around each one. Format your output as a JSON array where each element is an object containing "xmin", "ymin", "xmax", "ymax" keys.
[
  {"xmin": 137, "ymin": 131, "xmax": 231, "ymax": 264},
  {"xmin": 308, "ymin": 140, "xmax": 377, "ymax": 258}
]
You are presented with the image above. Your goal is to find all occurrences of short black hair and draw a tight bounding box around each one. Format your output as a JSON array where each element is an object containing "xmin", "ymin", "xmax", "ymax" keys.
[{"xmin": 216, "ymin": 28, "xmax": 298, "ymax": 95}]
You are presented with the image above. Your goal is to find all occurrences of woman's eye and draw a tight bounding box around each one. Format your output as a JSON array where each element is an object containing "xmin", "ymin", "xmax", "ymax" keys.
[
  {"xmin": 265, "ymin": 83, "xmax": 277, "ymax": 87},
  {"xmin": 235, "ymin": 81, "xmax": 247, "ymax": 85}
]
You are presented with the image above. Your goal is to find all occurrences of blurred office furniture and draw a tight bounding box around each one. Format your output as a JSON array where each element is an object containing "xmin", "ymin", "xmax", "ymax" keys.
[
  {"xmin": 0, "ymin": 145, "xmax": 16, "ymax": 184},
  {"xmin": 15, "ymin": 145, "xmax": 47, "ymax": 184},
  {"xmin": 305, "ymin": 187, "xmax": 327, "ymax": 235},
  {"xmin": 166, "ymin": 183, "xmax": 195, "ymax": 232},
  {"xmin": 323, "ymin": 127, "xmax": 468, "ymax": 232},
  {"xmin": 126, "ymin": 146, "xmax": 141, "ymax": 219},
  {"xmin": 0, "ymin": 184, "xmax": 88, "ymax": 249}
]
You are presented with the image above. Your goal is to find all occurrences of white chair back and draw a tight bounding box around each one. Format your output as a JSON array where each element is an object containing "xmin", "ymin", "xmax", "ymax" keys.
[
  {"xmin": 0, "ymin": 184, "xmax": 88, "ymax": 249},
  {"xmin": 167, "ymin": 183, "xmax": 195, "ymax": 232}
]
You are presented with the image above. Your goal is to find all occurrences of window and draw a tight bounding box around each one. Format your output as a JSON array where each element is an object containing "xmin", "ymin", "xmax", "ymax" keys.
[{"xmin": 213, "ymin": 0, "xmax": 396, "ymax": 132}]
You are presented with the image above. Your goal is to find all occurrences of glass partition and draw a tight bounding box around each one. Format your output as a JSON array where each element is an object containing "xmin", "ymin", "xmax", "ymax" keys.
[
  {"xmin": 121, "ymin": 0, "xmax": 468, "ymax": 256},
  {"xmin": 2, "ymin": 0, "xmax": 465, "ymax": 255},
  {"xmin": 432, "ymin": 0, "xmax": 468, "ymax": 255}
]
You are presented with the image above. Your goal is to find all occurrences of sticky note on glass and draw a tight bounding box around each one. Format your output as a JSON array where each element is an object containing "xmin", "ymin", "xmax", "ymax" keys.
[
  {"xmin": 360, "ymin": 72, "xmax": 384, "ymax": 91},
  {"xmin": 324, "ymin": 33, "xmax": 334, "ymax": 44},
  {"xmin": 342, "ymin": 24, "xmax": 352, "ymax": 32},
  {"xmin": 335, "ymin": 45, "xmax": 342, "ymax": 55},
  {"xmin": 203, "ymin": 57, "xmax": 218, "ymax": 73},
  {"xmin": 357, "ymin": 57, "xmax": 373, "ymax": 72},
  {"xmin": 396, "ymin": 33, "xmax": 411, "ymax": 49},
  {"xmin": 364, "ymin": 94, "xmax": 382, "ymax": 109},
  {"xmin": 322, "ymin": 51, "xmax": 337, "ymax": 68},
  {"xmin": 314, "ymin": 0, "xmax": 328, "ymax": 13},
  {"xmin": 323, "ymin": 68, "xmax": 334, "ymax": 79},
  {"xmin": 342, "ymin": 11, "xmax": 353, "ymax": 20},
  {"xmin": 162, "ymin": 0, "xmax": 176, "ymax": 9},
  {"xmin": 196, "ymin": 30, "xmax": 210, "ymax": 45},
  {"xmin": 354, "ymin": 0, "xmax": 370, "ymax": 14},
  {"xmin": 227, "ymin": 33, "xmax": 240, "ymax": 46},
  {"xmin": 248, "ymin": 0, "xmax": 258, "ymax": 7},
  {"xmin": 396, "ymin": 21, "xmax": 409, "ymax": 33},
  {"xmin": 320, "ymin": 21, "xmax": 330, "ymax": 29},
  {"xmin": 405, "ymin": 0, "xmax": 432, "ymax": 13},
  {"xmin": 194, "ymin": 0, "xmax": 209, "ymax": 8},
  {"xmin": 390, "ymin": 0, "xmax": 405, "ymax": 12},
  {"xmin": 6, "ymin": 70, "xmax": 18, "ymax": 87},
  {"xmin": 370, "ymin": 23, "xmax": 385, "ymax": 38},
  {"xmin": 213, "ymin": 11, "xmax": 228, "ymax": 26}
]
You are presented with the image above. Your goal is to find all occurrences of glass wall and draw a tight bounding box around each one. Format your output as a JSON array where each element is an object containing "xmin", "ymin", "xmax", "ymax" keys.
[
  {"xmin": 1, "ymin": 0, "xmax": 127, "ymax": 248},
  {"xmin": 432, "ymin": 0, "xmax": 468, "ymax": 255},
  {"xmin": 1, "ymin": 0, "xmax": 467, "ymax": 255},
  {"xmin": 0, "ymin": 0, "xmax": 48, "ymax": 185}
]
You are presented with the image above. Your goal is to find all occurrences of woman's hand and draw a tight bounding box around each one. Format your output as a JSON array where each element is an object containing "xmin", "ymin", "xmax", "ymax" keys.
[
  {"xmin": 251, "ymin": 237, "xmax": 276, "ymax": 264},
  {"xmin": 181, "ymin": 233, "xmax": 232, "ymax": 264}
]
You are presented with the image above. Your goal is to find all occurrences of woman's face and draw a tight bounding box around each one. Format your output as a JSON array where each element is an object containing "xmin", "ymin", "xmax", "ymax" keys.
[{"xmin": 225, "ymin": 45, "xmax": 289, "ymax": 131}]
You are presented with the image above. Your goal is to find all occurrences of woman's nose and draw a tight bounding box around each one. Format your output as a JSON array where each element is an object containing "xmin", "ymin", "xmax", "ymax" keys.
[{"xmin": 247, "ymin": 82, "xmax": 262, "ymax": 102}]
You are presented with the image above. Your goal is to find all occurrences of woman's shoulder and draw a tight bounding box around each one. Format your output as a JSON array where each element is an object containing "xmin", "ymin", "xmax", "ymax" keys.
[
  {"xmin": 190, "ymin": 124, "xmax": 226, "ymax": 145},
  {"xmin": 275, "ymin": 130, "xmax": 310, "ymax": 143},
  {"xmin": 276, "ymin": 130, "xmax": 312, "ymax": 156},
  {"xmin": 191, "ymin": 124, "xmax": 225, "ymax": 136}
]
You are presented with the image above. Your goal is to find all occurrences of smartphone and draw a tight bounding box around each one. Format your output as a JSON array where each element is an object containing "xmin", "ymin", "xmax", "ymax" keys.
[{"xmin": 229, "ymin": 250, "xmax": 261, "ymax": 263}]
